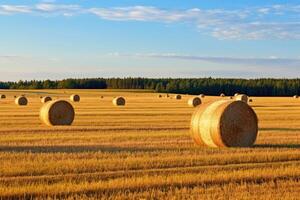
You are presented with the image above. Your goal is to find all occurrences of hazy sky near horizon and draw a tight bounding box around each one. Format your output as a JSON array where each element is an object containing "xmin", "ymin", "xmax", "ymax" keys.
[{"xmin": 1, "ymin": 0, "xmax": 300, "ymax": 81}]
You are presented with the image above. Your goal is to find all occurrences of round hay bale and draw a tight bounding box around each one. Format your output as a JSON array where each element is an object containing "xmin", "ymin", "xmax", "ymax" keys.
[
  {"xmin": 188, "ymin": 97, "xmax": 202, "ymax": 107},
  {"xmin": 15, "ymin": 96, "xmax": 28, "ymax": 106},
  {"xmin": 41, "ymin": 96, "xmax": 52, "ymax": 103},
  {"xmin": 228, "ymin": 96, "xmax": 233, "ymax": 100},
  {"xmin": 220, "ymin": 93, "xmax": 225, "ymax": 97},
  {"xmin": 40, "ymin": 100, "xmax": 75, "ymax": 126},
  {"xmin": 199, "ymin": 94, "xmax": 205, "ymax": 98},
  {"xmin": 249, "ymin": 99, "xmax": 253, "ymax": 103},
  {"xmin": 0, "ymin": 94, "xmax": 6, "ymax": 99},
  {"xmin": 235, "ymin": 94, "xmax": 248, "ymax": 103},
  {"xmin": 190, "ymin": 100, "xmax": 258, "ymax": 148},
  {"xmin": 175, "ymin": 94, "xmax": 182, "ymax": 100},
  {"xmin": 158, "ymin": 94, "xmax": 162, "ymax": 98},
  {"xmin": 234, "ymin": 93, "xmax": 240, "ymax": 97},
  {"xmin": 294, "ymin": 95, "xmax": 299, "ymax": 99},
  {"xmin": 166, "ymin": 94, "xmax": 170, "ymax": 98},
  {"xmin": 70, "ymin": 94, "xmax": 80, "ymax": 102},
  {"xmin": 113, "ymin": 96, "xmax": 126, "ymax": 106}
]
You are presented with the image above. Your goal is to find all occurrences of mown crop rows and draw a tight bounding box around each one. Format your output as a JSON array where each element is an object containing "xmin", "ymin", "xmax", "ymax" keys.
[{"xmin": 0, "ymin": 90, "xmax": 299, "ymax": 199}]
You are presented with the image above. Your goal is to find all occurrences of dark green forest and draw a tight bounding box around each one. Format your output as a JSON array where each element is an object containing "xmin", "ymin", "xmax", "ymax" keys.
[{"xmin": 0, "ymin": 78, "xmax": 299, "ymax": 96}]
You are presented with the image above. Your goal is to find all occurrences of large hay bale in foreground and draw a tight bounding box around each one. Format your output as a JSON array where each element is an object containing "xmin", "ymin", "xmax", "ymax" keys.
[
  {"xmin": 175, "ymin": 95, "xmax": 182, "ymax": 100},
  {"xmin": 235, "ymin": 94, "xmax": 248, "ymax": 103},
  {"xmin": 70, "ymin": 94, "xmax": 80, "ymax": 102},
  {"xmin": 190, "ymin": 100, "xmax": 258, "ymax": 148},
  {"xmin": 0, "ymin": 94, "xmax": 6, "ymax": 99},
  {"xmin": 188, "ymin": 97, "xmax": 202, "ymax": 107},
  {"xmin": 113, "ymin": 96, "xmax": 126, "ymax": 106},
  {"xmin": 15, "ymin": 96, "xmax": 28, "ymax": 106},
  {"xmin": 40, "ymin": 100, "xmax": 75, "ymax": 126},
  {"xmin": 41, "ymin": 96, "xmax": 52, "ymax": 103},
  {"xmin": 220, "ymin": 93, "xmax": 225, "ymax": 97}
]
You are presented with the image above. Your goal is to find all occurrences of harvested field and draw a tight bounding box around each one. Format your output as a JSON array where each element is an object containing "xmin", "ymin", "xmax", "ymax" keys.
[{"xmin": 0, "ymin": 89, "xmax": 299, "ymax": 199}]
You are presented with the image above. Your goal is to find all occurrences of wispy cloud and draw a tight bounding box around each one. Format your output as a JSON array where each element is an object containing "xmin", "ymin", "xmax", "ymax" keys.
[
  {"xmin": 1, "ymin": 3, "xmax": 300, "ymax": 40},
  {"xmin": 110, "ymin": 53, "xmax": 300, "ymax": 68}
]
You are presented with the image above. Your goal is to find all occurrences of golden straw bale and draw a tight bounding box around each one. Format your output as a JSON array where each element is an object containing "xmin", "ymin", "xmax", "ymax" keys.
[
  {"xmin": 41, "ymin": 96, "xmax": 52, "ymax": 103},
  {"xmin": 40, "ymin": 100, "xmax": 75, "ymax": 126},
  {"xmin": 190, "ymin": 100, "xmax": 258, "ymax": 148},
  {"xmin": 15, "ymin": 96, "xmax": 28, "ymax": 106},
  {"xmin": 0, "ymin": 94, "xmax": 6, "ymax": 99},
  {"xmin": 235, "ymin": 94, "xmax": 248, "ymax": 103},
  {"xmin": 70, "ymin": 94, "xmax": 80, "ymax": 102},
  {"xmin": 113, "ymin": 96, "xmax": 126, "ymax": 106},
  {"xmin": 188, "ymin": 97, "xmax": 202, "ymax": 107},
  {"xmin": 175, "ymin": 94, "xmax": 182, "ymax": 100}
]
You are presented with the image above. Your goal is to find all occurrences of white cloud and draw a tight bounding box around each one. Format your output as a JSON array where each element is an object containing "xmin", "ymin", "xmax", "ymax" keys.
[
  {"xmin": 1, "ymin": 3, "xmax": 300, "ymax": 40},
  {"xmin": 111, "ymin": 53, "xmax": 300, "ymax": 68}
]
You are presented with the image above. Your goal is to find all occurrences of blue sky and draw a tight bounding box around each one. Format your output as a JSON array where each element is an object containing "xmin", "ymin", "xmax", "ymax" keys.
[{"xmin": 0, "ymin": 0, "xmax": 300, "ymax": 81}]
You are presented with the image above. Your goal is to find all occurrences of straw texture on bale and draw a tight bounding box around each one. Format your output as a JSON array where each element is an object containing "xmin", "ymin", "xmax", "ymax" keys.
[
  {"xmin": 175, "ymin": 95, "xmax": 182, "ymax": 100},
  {"xmin": 190, "ymin": 100, "xmax": 258, "ymax": 148},
  {"xmin": 235, "ymin": 94, "xmax": 248, "ymax": 103},
  {"xmin": 0, "ymin": 94, "xmax": 6, "ymax": 99},
  {"xmin": 220, "ymin": 93, "xmax": 225, "ymax": 97},
  {"xmin": 40, "ymin": 100, "xmax": 75, "ymax": 126},
  {"xmin": 199, "ymin": 94, "xmax": 205, "ymax": 98},
  {"xmin": 188, "ymin": 97, "xmax": 202, "ymax": 107},
  {"xmin": 113, "ymin": 96, "xmax": 126, "ymax": 106},
  {"xmin": 41, "ymin": 96, "xmax": 52, "ymax": 103},
  {"xmin": 15, "ymin": 96, "xmax": 28, "ymax": 106},
  {"xmin": 70, "ymin": 94, "xmax": 80, "ymax": 102}
]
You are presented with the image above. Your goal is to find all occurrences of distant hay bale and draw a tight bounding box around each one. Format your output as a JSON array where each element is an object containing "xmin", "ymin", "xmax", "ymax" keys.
[
  {"xmin": 100, "ymin": 96, "xmax": 104, "ymax": 99},
  {"xmin": 249, "ymin": 99, "xmax": 253, "ymax": 103},
  {"xmin": 175, "ymin": 95, "xmax": 182, "ymax": 100},
  {"xmin": 199, "ymin": 94, "xmax": 205, "ymax": 98},
  {"xmin": 234, "ymin": 93, "xmax": 240, "ymax": 97},
  {"xmin": 228, "ymin": 96, "xmax": 233, "ymax": 100},
  {"xmin": 158, "ymin": 94, "xmax": 162, "ymax": 98},
  {"xmin": 235, "ymin": 94, "xmax": 248, "ymax": 103},
  {"xmin": 166, "ymin": 94, "xmax": 170, "ymax": 98},
  {"xmin": 190, "ymin": 100, "xmax": 258, "ymax": 148},
  {"xmin": 70, "ymin": 94, "xmax": 80, "ymax": 102},
  {"xmin": 15, "ymin": 96, "xmax": 28, "ymax": 106},
  {"xmin": 0, "ymin": 94, "xmax": 6, "ymax": 99},
  {"xmin": 41, "ymin": 96, "xmax": 52, "ymax": 103},
  {"xmin": 113, "ymin": 96, "xmax": 126, "ymax": 106},
  {"xmin": 220, "ymin": 93, "xmax": 225, "ymax": 97},
  {"xmin": 294, "ymin": 95, "xmax": 299, "ymax": 99},
  {"xmin": 40, "ymin": 100, "xmax": 75, "ymax": 126},
  {"xmin": 188, "ymin": 97, "xmax": 202, "ymax": 107}
]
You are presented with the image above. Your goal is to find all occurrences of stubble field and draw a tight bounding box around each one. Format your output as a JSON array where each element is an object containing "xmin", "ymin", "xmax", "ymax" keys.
[{"xmin": 0, "ymin": 89, "xmax": 299, "ymax": 199}]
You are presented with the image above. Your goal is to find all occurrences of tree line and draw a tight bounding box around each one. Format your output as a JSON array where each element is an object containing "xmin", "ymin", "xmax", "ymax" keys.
[{"xmin": 0, "ymin": 78, "xmax": 299, "ymax": 96}]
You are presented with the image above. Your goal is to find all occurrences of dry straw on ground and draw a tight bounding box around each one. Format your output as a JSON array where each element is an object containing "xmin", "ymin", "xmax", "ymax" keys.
[
  {"xmin": 235, "ymin": 94, "xmax": 248, "ymax": 103},
  {"xmin": 40, "ymin": 100, "xmax": 75, "ymax": 126},
  {"xmin": 175, "ymin": 95, "xmax": 182, "ymax": 100},
  {"xmin": 70, "ymin": 94, "xmax": 80, "ymax": 102},
  {"xmin": 113, "ymin": 96, "xmax": 126, "ymax": 106},
  {"xmin": 15, "ymin": 96, "xmax": 28, "ymax": 106},
  {"xmin": 190, "ymin": 100, "xmax": 258, "ymax": 148},
  {"xmin": 41, "ymin": 96, "xmax": 52, "ymax": 103},
  {"xmin": 188, "ymin": 97, "xmax": 202, "ymax": 107},
  {"xmin": 0, "ymin": 94, "xmax": 6, "ymax": 99}
]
